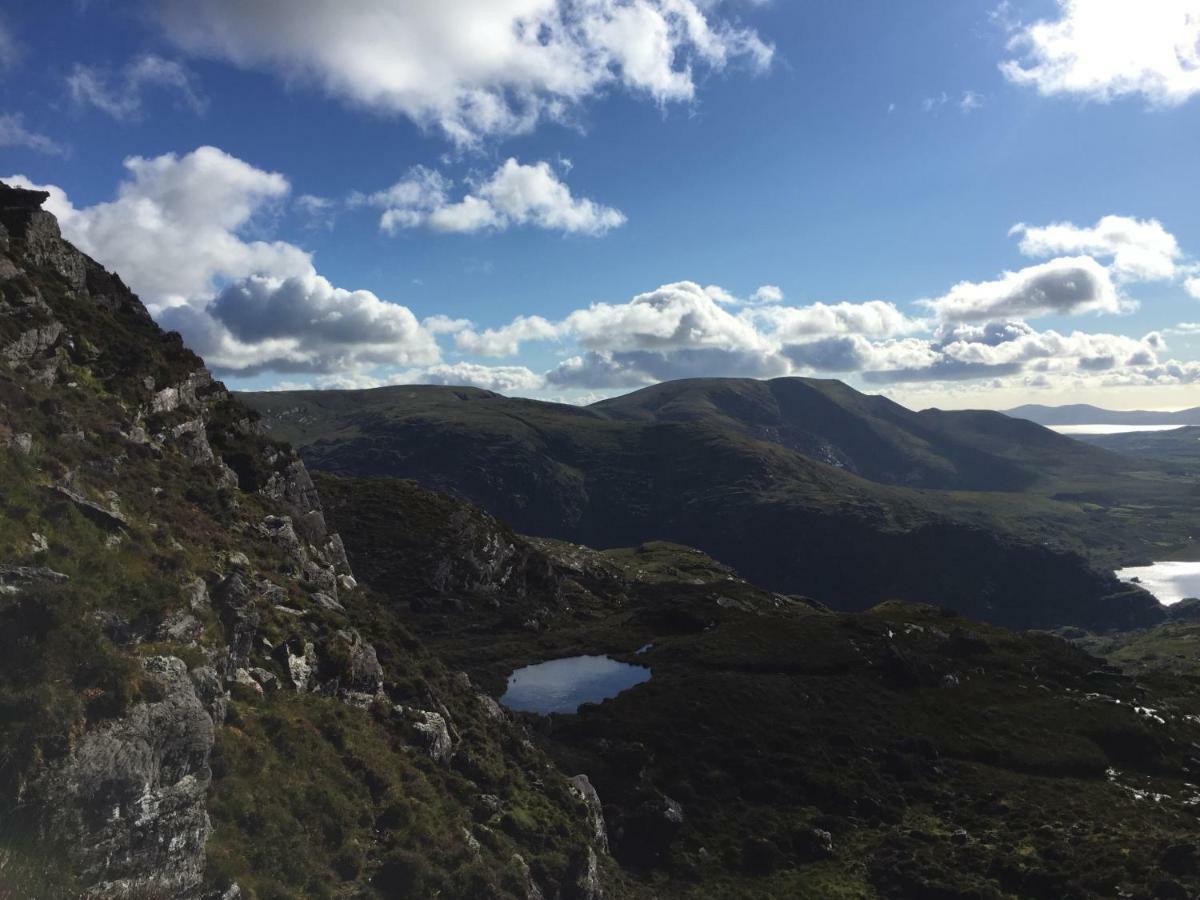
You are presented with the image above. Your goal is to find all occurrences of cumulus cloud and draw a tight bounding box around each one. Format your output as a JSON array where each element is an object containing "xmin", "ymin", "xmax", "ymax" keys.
[
  {"xmin": 0, "ymin": 113, "xmax": 68, "ymax": 156},
  {"xmin": 919, "ymin": 256, "xmax": 1125, "ymax": 322},
  {"xmin": 6, "ymin": 147, "xmax": 440, "ymax": 378},
  {"xmin": 757, "ymin": 300, "xmax": 922, "ymax": 342},
  {"xmin": 453, "ymin": 315, "xmax": 560, "ymax": 357},
  {"xmin": 1187, "ymin": 276, "xmax": 1200, "ymax": 299},
  {"xmin": 750, "ymin": 284, "xmax": 783, "ymax": 303},
  {"xmin": 154, "ymin": 0, "xmax": 772, "ymax": 144},
  {"xmin": 8, "ymin": 146, "xmax": 307, "ymax": 313},
  {"xmin": 1001, "ymin": 0, "xmax": 1200, "ymax": 106},
  {"xmin": 1011, "ymin": 215, "xmax": 1184, "ymax": 282},
  {"xmin": 362, "ymin": 159, "xmax": 624, "ymax": 236},
  {"xmin": 68, "ymin": 55, "xmax": 207, "ymax": 120},
  {"xmin": 421, "ymin": 362, "xmax": 545, "ymax": 392}
]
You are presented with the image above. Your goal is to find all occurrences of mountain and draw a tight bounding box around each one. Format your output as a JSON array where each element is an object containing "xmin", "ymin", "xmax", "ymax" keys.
[
  {"xmin": 242, "ymin": 381, "xmax": 1159, "ymax": 632},
  {"xmin": 8, "ymin": 181, "xmax": 1200, "ymax": 899},
  {"xmin": 317, "ymin": 472, "xmax": 1200, "ymax": 899},
  {"xmin": 1007, "ymin": 403, "xmax": 1200, "ymax": 427},
  {"xmin": 0, "ymin": 182, "xmax": 615, "ymax": 898}
]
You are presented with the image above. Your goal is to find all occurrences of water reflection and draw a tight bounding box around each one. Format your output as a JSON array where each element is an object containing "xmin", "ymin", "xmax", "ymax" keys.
[{"xmin": 500, "ymin": 654, "xmax": 651, "ymax": 715}]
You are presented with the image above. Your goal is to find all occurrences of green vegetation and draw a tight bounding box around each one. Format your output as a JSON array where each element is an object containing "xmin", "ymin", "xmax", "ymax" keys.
[
  {"xmin": 320, "ymin": 472, "xmax": 1200, "ymax": 899},
  {"xmin": 244, "ymin": 379, "xmax": 1195, "ymax": 630}
]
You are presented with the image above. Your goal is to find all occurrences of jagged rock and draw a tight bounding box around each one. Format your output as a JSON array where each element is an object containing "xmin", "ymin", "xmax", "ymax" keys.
[
  {"xmin": 184, "ymin": 577, "xmax": 210, "ymax": 611},
  {"xmin": 249, "ymin": 667, "xmax": 280, "ymax": 692},
  {"xmin": 304, "ymin": 558, "xmax": 340, "ymax": 596},
  {"xmin": 29, "ymin": 532, "xmax": 48, "ymax": 554},
  {"xmin": 261, "ymin": 515, "xmax": 305, "ymax": 562},
  {"xmin": 336, "ymin": 629, "xmax": 384, "ymax": 695},
  {"xmin": 91, "ymin": 609, "xmax": 143, "ymax": 645},
  {"xmin": 568, "ymin": 775, "xmax": 609, "ymax": 853},
  {"xmin": 569, "ymin": 846, "xmax": 604, "ymax": 900},
  {"xmin": 157, "ymin": 610, "xmax": 204, "ymax": 643},
  {"xmin": 2, "ymin": 321, "xmax": 64, "ymax": 365},
  {"xmin": 0, "ymin": 564, "xmax": 69, "ymax": 590},
  {"xmin": 44, "ymin": 483, "xmax": 129, "ymax": 530},
  {"xmin": 312, "ymin": 591, "xmax": 346, "ymax": 613},
  {"xmin": 32, "ymin": 656, "xmax": 214, "ymax": 898},
  {"xmin": 509, "ymin": 853, "xmax": 546, "ymax": 900},
  {"xmin": 400, "ymin": 707, "xmax": 454, "ymax": 762},
  {"xmin": 11, "ymin": 432, "xmax": 32, "ymax": 455},
  {"xmin": 150, "ymin": 371, "xmax": 213, "ymax": 415},
  {"xmin": 213, "ymin": 574, "xmax": 260, "ymax": 671},
  {"xmin": 232, "ymin": 668, "xmax": 264, "ymax": 696},
  {"xmin": 189, "ymin": 666, "xmax": 228, "ymax": 726},
  {"xmin": 227, "ymin": 551, "xmax": 250, "ymax": 570},
  {"xmin": 282, "ymin": 639, "xmax": 318, "ymax": 691},
  {"xmin": 478, "ymin": 693, "xmax": 506, "ymax": 720}
]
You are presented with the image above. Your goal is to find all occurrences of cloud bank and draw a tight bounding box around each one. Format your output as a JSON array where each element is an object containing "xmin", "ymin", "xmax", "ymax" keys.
[{"xmin": 153, "ymin": 0, "xmax": 773, "ymax": 144}]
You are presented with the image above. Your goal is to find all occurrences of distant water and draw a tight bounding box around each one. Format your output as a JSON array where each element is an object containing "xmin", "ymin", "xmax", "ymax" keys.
[
  {"xmin": 500, "ymin": 655, "xmax": 651, "ymax": 715},
  {"xmin": 1116, "ymin": 562, "xmax": 1200, "ymax": 606},
  {"xmin": 1050, "ymin": 424, "xmax": 1184, "ymax": 435}
]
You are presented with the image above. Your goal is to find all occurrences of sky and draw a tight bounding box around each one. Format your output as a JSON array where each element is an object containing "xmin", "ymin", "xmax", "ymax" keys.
[{"xmin": 3, "ymin": 0, "xmax": 1200, "ymax": 411}]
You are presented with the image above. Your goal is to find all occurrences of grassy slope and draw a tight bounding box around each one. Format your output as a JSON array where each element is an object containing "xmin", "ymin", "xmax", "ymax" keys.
[
  {"xmin": 0, "ymin": 196, "xmax": 616, "ymax": 898},
  {"xmin": 318, "ymin": 472, "xmax": 1200, "ymax": 900},
  {"xmin": 242, "ymin": 383, "xmax": 1173, "ymax": 631}
]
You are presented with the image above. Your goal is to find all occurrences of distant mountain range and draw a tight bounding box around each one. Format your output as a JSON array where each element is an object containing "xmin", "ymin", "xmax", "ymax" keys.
[
  {"xmin": 241, "ymin": 377, "xmax": 1161, "ymax": 631},
  {"xmin": 1007, "ymin": 403, "xmax": 1200, "ymax": 426}
]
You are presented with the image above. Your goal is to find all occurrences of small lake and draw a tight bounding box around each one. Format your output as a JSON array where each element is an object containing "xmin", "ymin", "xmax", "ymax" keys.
[
  {"xmin": 1050, "ymin": 424, "xmax": 1186, "ymax": 435},
  {"xmin": 1116, "ymin": 562, "xmax": 1200, "ymax": 606},
  {"xmin": 500, "ymin": 655, "xmax": 652, "ymax": 715}
]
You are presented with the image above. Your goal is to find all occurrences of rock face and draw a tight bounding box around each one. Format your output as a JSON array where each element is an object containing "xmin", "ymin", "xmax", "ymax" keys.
[
  {"xmin": 33, "ymin": 657, "xmax": 215, "ymax": 898},
  {"xmin": 0, "ymin": 182, "xmax": 609, "ymax": 898}
]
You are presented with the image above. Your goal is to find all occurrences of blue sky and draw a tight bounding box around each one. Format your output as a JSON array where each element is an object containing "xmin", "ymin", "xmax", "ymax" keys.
[{"xmin": 3, "ymin": 0, "xmax": 1200, "ymax": 409}]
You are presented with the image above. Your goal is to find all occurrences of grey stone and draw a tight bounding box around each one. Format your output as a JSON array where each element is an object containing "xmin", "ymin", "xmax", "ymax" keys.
[
  {"xmin": 568, "ymin": 775, "xmax": 609, "ymax": 853},
  {"xmin": 33, "ymin": 657, "xmax": 214, "ymax": 898}
]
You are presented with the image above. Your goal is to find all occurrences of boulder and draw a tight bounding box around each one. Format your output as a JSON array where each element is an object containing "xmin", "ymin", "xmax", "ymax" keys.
[{"xmin": 33, "ymin": 657, "xmax": 214, "ymax": 898}]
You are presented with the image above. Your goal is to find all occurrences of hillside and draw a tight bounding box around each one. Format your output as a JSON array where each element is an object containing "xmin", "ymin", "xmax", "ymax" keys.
[
  {"xmin": 317, "ymin": 472, "xmax": 1200, "ymax": 899},
  {"xmin": 1076, "ymin": 426, "xmax": 1200, "ymax": 466},
  {"xmin": 1007, "ymin": 403, "xmax": 1200, "ymax": 427},
  {"xmin": 242, "ymin": 382, "xmax": 1163, "ymax": 632},
  {"xmin": 0, "ymin": 183, "xmax": 617, "ymax": 898},
  {"xmin": 8, "ymin": 181, "xmax": 1200, "ymax": 899}
]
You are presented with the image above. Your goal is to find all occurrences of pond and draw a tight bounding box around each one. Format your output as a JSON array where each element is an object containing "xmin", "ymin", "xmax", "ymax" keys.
[
  {"xmin": 500, "ymin": 654, "xmax": 652, "ymax": 715},
  {"xmin": 1116, "ymin": 561, "xmax": 1200, "ymax": 606}
]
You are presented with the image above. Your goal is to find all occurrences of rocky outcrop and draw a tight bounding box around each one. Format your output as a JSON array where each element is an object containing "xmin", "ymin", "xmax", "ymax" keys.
[
  {"xmin": 32, "ymin": 657, "xmax": 215, "ymax": 898},
  {"xmin": 569, "ymin": 774, "xmax": 609, "ymax": 854}
]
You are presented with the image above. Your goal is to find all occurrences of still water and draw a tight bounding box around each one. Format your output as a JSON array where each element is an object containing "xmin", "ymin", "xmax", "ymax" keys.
[{"xmin": 500, "ymin": 655, "xmax": 651, "ymax": 714}]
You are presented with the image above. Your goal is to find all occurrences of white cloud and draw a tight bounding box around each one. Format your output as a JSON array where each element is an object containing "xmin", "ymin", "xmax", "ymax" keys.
[
  {"xmin": 1011, "ymin": 215, "xmax": 1183, "ymax": 282},
  {"xmin": 6, "ymin": 147, "xmax": 440, "ymax": 378},
  {"xmin": 8, "ymin": 146, "xmax": 306, "ymax": 313},
  {"xmin": 1001, "ymin": 0, "xmax": 1200, "ymax": 106},
  {"xmin": 750, "ymin": 284, "xmax": 783, "ymax": 303},
  {"xmin": 1187, "ymin": 276, "xmax": 1200, "ymax": 299},
  {"xmin": 0, "ymin": 113, "xmax": 68, "ymax": 157},
  {"xmin": 757, "ymin": 300, "xmax": 921, "ymax": 342},
  {"xmin": 421, "ymin": 362, "xmax": 545, "ymax": 392},
  {"xmin": 565, "ymin": 280, "xmax": 774, "ymax": 354},
  {"xmin": 454, "ymin": 315, "xmax": 559, "ymax": 357},
  {"xmin": 364, "ymin": 158, "xmax": 625, "ymax": 236},
  {"xmin": 919, "ymin": 256, "xmax": 1125, "ymax": 322},
  {"xmin": 178, "ymin": 271, "xmax": 441, "ymax": 374},
  {"xmin": 154, "ymin": 0, "xmax": 773, "ymax": 144},
  {"xmin": 68, "ymin": 55, "xmax": 207, "ymax": 120},
  {"xmin": 959, "ymin": 90, "xmax": 984, "ymax": 112}
]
